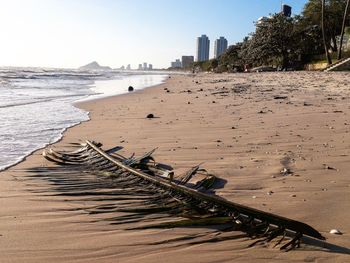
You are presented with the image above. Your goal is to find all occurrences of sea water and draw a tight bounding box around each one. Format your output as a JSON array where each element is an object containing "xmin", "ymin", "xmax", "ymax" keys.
[{"xmin": 0, "ymin": 68, "xmax": 167, "ymax": 171}]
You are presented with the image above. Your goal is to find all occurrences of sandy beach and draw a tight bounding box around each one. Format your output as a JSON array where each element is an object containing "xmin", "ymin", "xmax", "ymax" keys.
[{"xmin": 1, "ymin": 72, "xmax": 350, "ymax": 262}]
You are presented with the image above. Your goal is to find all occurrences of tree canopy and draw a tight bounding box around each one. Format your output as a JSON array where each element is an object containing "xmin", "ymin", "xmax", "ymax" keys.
[{"xmin": 194, "ymin": 0, "xmax": 350, "ymax": 72}]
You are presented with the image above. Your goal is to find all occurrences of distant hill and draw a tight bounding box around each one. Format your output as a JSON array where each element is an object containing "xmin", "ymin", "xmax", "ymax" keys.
[{"xmin": 79, "ymin": 61, "xmax": 112, "ymax": 71}]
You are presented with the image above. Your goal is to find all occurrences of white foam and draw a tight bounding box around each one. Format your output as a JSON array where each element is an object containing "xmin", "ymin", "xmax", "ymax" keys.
[{"xmin": 0, "ymin": 68, "xmax": 168, "ymax": 171}]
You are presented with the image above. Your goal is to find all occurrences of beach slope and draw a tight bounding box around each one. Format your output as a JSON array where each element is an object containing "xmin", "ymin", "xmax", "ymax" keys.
[{"xmin": 1, "ymin": 72, "xmax": 350, "ymax": 262}]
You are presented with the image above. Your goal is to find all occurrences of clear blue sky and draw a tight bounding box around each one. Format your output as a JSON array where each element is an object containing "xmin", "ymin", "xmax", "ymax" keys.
[{"xmin": 0, "ymin": 0, "xmax": 308, "ymax": 69}]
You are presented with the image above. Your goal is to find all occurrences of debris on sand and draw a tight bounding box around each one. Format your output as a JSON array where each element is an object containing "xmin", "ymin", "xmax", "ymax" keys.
[
  {"xmin": 41, "ymin": 140, "xmax": 326, "ymax": 251},
  {"xmin": 329, "ymin": 229, "xmax": 343, "ymax": 235},
  {"xmin": 323, "ymin": 164, "xmax": 337, "ymax": 171},
  {"xmin": 280, "ymin": 167, "xmax": 293, "ymax": 176},
  {"xmin": 274, "ymin": 95, "xmax": 288, "ymax": 100}
]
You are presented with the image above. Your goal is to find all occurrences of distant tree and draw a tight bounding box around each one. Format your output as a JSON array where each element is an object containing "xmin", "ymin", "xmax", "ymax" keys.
[
  {"xmin": 322, "ymin": 0, "xmax": 333, "ymax": 64},
  {"xmin": 192, "ymin": 59, "xmax": 218, "ymax": 72},
  {"xmin": 293, "ymin": 15, "xmax": 324, "ymax": 62},
  {"xmin": 217, "ymin": 43, "xmax": 244, "ymax": 72},
  {"xmin": 240, "ymin": 14, "xmax": 300, "ymax": 69},
  {"xmin": 338, "ymin": 0, "xmax": 350, "ymax": 59},
  {"xmin": 303, "ymin": 0, "xmax": 347, "ymax": 53},
  {"xmin": 214, "ymin": 0, "xmax": 350, "ymax": 72}
]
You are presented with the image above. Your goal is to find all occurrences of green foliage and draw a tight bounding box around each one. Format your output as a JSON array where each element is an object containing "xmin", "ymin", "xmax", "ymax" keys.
[
  {"xmin": 217, "ymin": 43, "xmax": 244, "ymax": 72},
  {"xmin": 237, "ymin": 13, "xmax": 321, "ymax": 69},
  {"xmin": 194, "ymin": 0, "xmax": 350, "ymax": 72},
  {"xmin": 193, "ymin": 59, "xmax": 219, "ymax": 72},
  {"xmin": 345, "ymin": 26, "xmax": 350, "ymax": 35},
  {"xmin": 243, "ymin": 14, "xmax": 300, "ymax": 68},
  {"xmin": 303, "ymin": 0, "xmax": 348, "ymax": 51}
]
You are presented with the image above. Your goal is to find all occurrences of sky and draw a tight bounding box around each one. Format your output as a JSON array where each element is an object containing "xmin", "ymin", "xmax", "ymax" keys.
[{"xmin": 0, "ymin": 0, "xmax": 309, "ymax": 69}]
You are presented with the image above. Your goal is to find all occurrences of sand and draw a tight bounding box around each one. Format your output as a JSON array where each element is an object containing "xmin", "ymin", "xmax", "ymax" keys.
[{"xmin": 0, "ymin": 72, "xmax": 349, "ymax": 262}]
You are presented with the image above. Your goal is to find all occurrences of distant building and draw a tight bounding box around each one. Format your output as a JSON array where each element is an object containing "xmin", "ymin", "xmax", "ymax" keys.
[
  {"xmin": 171, "ymin": 59, "xmax": 182, "ymax": 68},
  {"xmin": 126, "ymin": 64, "xmax": 131, "ymax": 70},
  {"xmin": 181, "ymin": 56, "xmax": 194, "ymax": 69},
  {"xmin": 282, "ymin": 4, "xmax": 292, "ymax": 17},
  {"xmin": 214, "ymin": 37, "xmax": 228, "ymax": 58},
  {"xmin": 256, "ymin": 16, "xmax": 270, "ymax": 25},
  {"xmin": 120, "ymin": 65, "xmax": 125, "ymax": 70},
  {"xmin": 196, "ymin": 34, "xmax": 210, "ymax": 62},
  {"xmin": 138, "ymin": 64, "xmax": 143, "ymax": 70},
  {"xmin": 143, "ymin": 62, "xmax": 148, "ymax": 70},
  {"xmin": 148, "ymin": 64, "xmax": 153, "ymax": 70}
]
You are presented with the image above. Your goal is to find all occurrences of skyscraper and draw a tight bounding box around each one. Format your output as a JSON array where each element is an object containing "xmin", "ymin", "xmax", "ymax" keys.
[
  {"xmin": 282, "ymin": 4, "xmax": 292, "ymax": 17},
  {"xmin": 214, "ymin": 37, "xmax": 228, "ymax": 58},
  {"xmin": 196, "ymin": 34, "xmax": 210, "ymax": 62}
]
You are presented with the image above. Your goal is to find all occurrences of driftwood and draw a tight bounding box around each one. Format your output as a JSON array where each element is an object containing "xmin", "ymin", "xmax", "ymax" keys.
[{"xmin": 41, "ymin": 140, "xmax": 325, "ymax": 251}]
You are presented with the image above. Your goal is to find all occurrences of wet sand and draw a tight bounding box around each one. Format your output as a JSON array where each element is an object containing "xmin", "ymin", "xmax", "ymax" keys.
[{"xmin": 1, "ymin": 72, "xmax": 350, "ymax": 262}]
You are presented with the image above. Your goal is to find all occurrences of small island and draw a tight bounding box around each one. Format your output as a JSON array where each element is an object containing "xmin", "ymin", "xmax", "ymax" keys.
[{"xmin": 79, "ymin": 61, "xmax": 112, "ymax": 71}]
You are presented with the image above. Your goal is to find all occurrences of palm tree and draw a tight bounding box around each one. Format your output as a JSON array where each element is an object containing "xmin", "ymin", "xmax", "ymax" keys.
[
  {"xmin": 322, "ymin": 0, "xmax": 332, "ymax": 65},
  {"xmin": 338, "ymin": 0, "xmax": 350, "ymax": 60}
]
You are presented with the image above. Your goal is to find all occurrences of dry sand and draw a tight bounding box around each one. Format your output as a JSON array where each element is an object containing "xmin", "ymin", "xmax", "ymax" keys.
[{"xmin": 0, "ymin": 72, "xmax": 350, "ymax": 262}]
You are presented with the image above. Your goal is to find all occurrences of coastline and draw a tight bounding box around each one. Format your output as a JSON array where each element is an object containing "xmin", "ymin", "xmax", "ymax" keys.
[
  {"xmin": 0, "ymin": 73, "xmax": 168, "ymax": 172},
  {"xmin": 1, "ymin": 72, "xmax": 350, "ymax": 262}
]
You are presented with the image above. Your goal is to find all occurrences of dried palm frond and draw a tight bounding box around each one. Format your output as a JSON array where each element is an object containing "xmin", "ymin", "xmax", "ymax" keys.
[{"xmin": 37, "ymin": 140, "xmax": 325, "ymax": 251}]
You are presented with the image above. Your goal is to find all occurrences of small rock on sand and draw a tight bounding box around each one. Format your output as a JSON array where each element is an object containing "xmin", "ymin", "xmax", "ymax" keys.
[
  {"xmin": 330, "ymin": 229, "xmax": 343, "ymax": 235},
  {"xmin": 146, "ymin": 114, "xmax": 154, "ymax": 119},
  {"xmin": 128, "ymin": 86, "xmax": 134, "ymax": 92},
  {"xmin": 280, "ymin": 167, "xmax": 292, "ymax": 176}
]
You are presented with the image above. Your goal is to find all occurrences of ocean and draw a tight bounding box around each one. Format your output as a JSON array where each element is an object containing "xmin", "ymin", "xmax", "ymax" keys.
[{"xmin": 0, "ymin": 68, "xmax": 167, "ymax": 171}]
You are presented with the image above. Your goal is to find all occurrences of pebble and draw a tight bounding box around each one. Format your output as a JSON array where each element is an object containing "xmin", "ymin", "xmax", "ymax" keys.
[
  {"xmin": 323, "ymin": 164, "xmax": 337, "ymax": 170},
  {"xmin": 267, "ymin": 191, "xmax": 274, "ymax": 195},
  {"xmin": 252, "ymin": 196, "xmax": 257, "ymax": 199},
  {"xmin": 329, "ymin": 229, "xmax": 343, "ymax": 235},
  {"xmin": 280, "ymin": 167, "xmax": 291, "ymax": 176}
]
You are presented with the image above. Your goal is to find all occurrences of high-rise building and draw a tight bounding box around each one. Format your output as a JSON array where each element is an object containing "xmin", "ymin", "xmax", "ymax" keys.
[
  {"xmin": 282, "ymin": 4, "xmax": 292, "ymax": 17},
  {"xmin": 138, "ymin": 64, "xmax": 143, "ymax": 70},
  {"xmin": 181, "ymin": 56, "xmax": 194, "ymax": 69},
  {"xmin": 196, "ymin": 34, "xmax": 210, "ymax": 62},
  {"xmin": 171, "ymin": 59, "xmax": 182, "ymax": 68},
  {"xmin": 143, "ymin": 62, "xmax": 148, "ymax": 70},
  {"xmin": 214, "ymin": 37, "xmax": 228, "ymax": 58},
  {"xmin": 148, "ymin": 64, "xmax": 153, "ymax": 70},
  {"xmin": 126, "ymin": 64, "xmax": 131, "ymax": 70}
]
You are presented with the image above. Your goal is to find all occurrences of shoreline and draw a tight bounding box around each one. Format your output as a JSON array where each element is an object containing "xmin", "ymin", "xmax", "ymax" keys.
[
  {"xmin": 0, "ymin": 73, "xmax": 168, "ymax": 172},
  {"xmin": 1, "ymin": 72, "xmax": 350, "ymax": 262}
]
